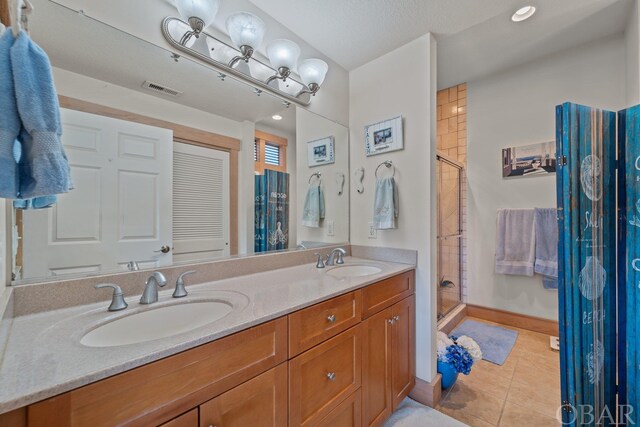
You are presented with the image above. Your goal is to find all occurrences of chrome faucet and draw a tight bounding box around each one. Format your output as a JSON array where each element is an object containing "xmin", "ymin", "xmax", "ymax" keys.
[
  {"xmin": 140, "ymin": 272, "xmax": 167, "ymax": 304},
  {"xmin": 326, "ymin": 248, "xmax": 347, "ymax": 266}
]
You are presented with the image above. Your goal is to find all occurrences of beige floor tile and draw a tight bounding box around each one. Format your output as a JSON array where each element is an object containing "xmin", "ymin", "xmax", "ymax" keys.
[
  {"xmin": 507, "ymin": 379, "xmax": 561, "ymax": 419},
  {"xmin": 459, "ymin": 364, "xmax": 513, "ymax": 400},
  {"xmin": 437, "ymin": 404, "xmax": 497, "ymax": 427},
  {"xmin": 512, "ymin": 359, "xmax": 560, "ymax": 391},
  {"xmin": 439, "ymin": 381, "xmax": 505, "ymax": 425},
  {"xmin": 498, "ymin": 401, "xmax": 561, "ymax": 426},
  {"xmin": 472, "ymin": 359, "xmax": 516, "ymax": 380}
]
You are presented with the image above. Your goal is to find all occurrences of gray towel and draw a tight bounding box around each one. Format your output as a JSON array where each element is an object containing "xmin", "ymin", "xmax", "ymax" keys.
[
  {"xmin": 373, "ymin": 177, "xmax": 399, "ymax": 230},
  {"xmin": 534, "ymin": 208, "xmax": 558, "ymax": 289},
  {"xmin": 495, "ymin": 209, "xmax": 536, "ymax": 276}
]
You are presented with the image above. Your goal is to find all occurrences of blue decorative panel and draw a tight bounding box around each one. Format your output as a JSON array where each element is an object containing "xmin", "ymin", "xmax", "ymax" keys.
[
  {"xmin": 556, "ymin": 103, "xmax": 617, "ymax": 426},
  {"xmin": 618, "ymin": 104, "xmax": 640, "ymax": 425}
]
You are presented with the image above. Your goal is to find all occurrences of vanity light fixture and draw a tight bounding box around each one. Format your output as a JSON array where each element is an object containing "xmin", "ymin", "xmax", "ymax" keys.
[
  {"xmin": 511, "ymin": 5, "xmax": 536, "ymax": 22},
  {"xmin": 175, "ymin": 0, "xmax": 220, "ymax": 44},
  {"xmin": 272, "ymin": 114, "xmax": 283, "ymax": 120},
  {"xmin": 265, "ymin": 39, "xmax": 301, "ymax": 84},
  {"xmin": 162, "ymin": 6, "xmax": 329, "ymax": 105},
  {"xmin": 226, "ymin": 12, "xmax": 266, "ymax": 69}
]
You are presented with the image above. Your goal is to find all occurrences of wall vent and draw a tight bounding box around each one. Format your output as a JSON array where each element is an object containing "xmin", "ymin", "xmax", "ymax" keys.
[{"xmin": 142, "ymin": 80, "xmax": 183, "ymax": 97}]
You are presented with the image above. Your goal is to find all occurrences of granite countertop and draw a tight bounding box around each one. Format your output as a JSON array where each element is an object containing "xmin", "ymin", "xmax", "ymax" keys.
[{"xmin": 0, "ymin": 257, "xmax": 414, "ymax": 413}]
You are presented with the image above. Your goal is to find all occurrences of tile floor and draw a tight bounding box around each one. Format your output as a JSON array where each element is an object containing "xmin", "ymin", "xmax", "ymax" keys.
[{"xmin": 437, "ymin": 317, "xmax": 561, "ymax": 426}]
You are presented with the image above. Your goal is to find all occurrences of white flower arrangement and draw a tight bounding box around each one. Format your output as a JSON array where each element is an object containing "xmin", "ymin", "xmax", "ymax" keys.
[{"xmin": 455, "ymin": 335, "xmax": 483, "ymax": 361}]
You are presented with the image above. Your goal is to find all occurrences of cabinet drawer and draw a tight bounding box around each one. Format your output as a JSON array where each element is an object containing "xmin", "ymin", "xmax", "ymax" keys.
[
  {"xmin": 160, "ymin": 409, "xmax": 198, "ymax": 427},
  {"xmin": 316, "ymin": 390, "xmax": 361, "ymax": 427},
  {"xmin": 362, "ymin": 271, "xmax": 414, "ymax": 318},
  {"xmin": 289, "ymin": 326, "xmax": 362, "ymax": 427},
  {"xmin": 289, "ymin": 291, "xmax": 362, "ymax": 357},
  {"xmin": 200, "ymin": 364, "xmax": 287, "ymax": 427},
  {"xmin": 27, "ymin": 318, "xmax": 287, "ymax": 427}
]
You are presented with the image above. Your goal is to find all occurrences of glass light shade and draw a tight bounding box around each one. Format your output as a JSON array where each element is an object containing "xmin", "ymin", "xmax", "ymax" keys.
[
  {"xmin": 225, "ymin": 12, "xmax": 266, "ymax": 50},
  {"xmin": 266, "ymin": 39, "xmax": 301, "ymax": 71},
  {"xmin": 298, "ymin": 58, "xmax": 329, "ymax": 87},
  {"xmin": 175, "ymin": 0, "xmax": 220, "ymax": 28}
]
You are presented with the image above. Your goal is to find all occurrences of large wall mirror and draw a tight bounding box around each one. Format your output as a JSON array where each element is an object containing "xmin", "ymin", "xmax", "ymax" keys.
[{"xmin": 10, "ymin": 0, "xmax": 350, "ymax": 284}]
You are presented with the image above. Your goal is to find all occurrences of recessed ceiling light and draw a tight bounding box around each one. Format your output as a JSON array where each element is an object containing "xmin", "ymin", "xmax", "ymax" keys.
[
  {"xmin": 272, "ymin": 114, "xmax": 283, "ymax": 121},
  {"xmin": 511, "ymin": 5, "xmax": 536, "ymax": 22}
]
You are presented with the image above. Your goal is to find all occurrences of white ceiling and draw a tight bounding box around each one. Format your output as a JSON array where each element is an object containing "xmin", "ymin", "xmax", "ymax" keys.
[{"xmin": 249, "ymin": 0, "xmax": 631, "ymax": 77}]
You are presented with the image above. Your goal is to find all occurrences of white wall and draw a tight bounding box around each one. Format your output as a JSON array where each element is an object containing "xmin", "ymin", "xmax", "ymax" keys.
[
  {"xmin": 350, "ymin": 34, "xmax": 438, "ymax": 382},
  {"xmin": 53, "ymin": 0, "xmax": 350, "ymax": 126},
  {"xmin": 467, "ymin": 35, "xmax": 627, "ymax": 321},
  {"xmin": 296, "ymin": 108, "xmax": 350, "ymax": 245},
  {"xmin": 626, "ymin": 0, "xmax": 640, "ymax": 105}
]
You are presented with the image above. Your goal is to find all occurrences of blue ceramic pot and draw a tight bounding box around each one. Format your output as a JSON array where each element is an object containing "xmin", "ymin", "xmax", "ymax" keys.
[{"xmin": 437, "ymin": 360, "xmax": 459, "ymax": 389}]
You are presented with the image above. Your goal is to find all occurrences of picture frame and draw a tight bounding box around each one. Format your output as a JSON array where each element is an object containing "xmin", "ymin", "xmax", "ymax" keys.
[
  {"xmin": 502, "ymin": 141, "xmax": 556, "ymax": 178},
  {"xmin": 307, "ymin": 136, "xmax": 335, "ymax": 167},
  {"xmin": 365, "ymin": 115, "xmax": 403, "ymax": 156}
]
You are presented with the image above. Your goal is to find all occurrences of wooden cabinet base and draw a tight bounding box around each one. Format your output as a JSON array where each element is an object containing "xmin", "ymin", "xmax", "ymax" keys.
[{"xmin": 316, "ymin": 390, "xmax": 362, "ymax": 427}]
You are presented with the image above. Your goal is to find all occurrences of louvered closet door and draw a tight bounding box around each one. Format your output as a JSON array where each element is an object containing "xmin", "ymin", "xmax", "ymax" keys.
[{"xmin": 172, "ymin": 142, "xmax": 230, "ymax": 262}]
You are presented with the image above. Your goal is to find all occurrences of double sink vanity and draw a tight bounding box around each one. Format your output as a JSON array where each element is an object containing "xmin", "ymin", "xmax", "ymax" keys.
[{"xmin": 0, "ymin": 250, "xmax": 416, "ymax": 427}]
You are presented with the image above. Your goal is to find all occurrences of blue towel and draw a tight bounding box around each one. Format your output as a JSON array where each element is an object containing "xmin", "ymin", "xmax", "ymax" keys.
[
  {"xmin": 13, "ymin": 195, "xmax": 57, "ymax": 209},
  {"xmin": 0, "ymin": 31, "xmax": 21, "ymax": 198},
  {"xmin": 11, "ymin": 31, "xmax": 72, "ymax": 199},
  {"xmin": 302, "ymin": 184, "xmax": 325, "ymax": 228},
  {"xmin": 373, "ymin": 177, "xmax": 398, "ymax": 229}
]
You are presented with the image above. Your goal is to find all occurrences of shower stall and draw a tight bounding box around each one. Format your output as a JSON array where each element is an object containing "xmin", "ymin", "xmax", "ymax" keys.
[{"xmin": 436, "ymin": 153, "xmax": 464, "ymax": 319}]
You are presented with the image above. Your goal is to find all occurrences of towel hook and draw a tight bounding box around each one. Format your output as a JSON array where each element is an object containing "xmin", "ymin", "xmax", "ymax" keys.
[
  {"xmin": 309, "ymin": 172, "xmax": 322, "ymax": 184},
  {"xmin": 375, "ymin": 160, "xmax": 395, "ymax": 178},
  {"xmin": 10, "ymin": 0, "xmax": 33, "ymax": 36}
]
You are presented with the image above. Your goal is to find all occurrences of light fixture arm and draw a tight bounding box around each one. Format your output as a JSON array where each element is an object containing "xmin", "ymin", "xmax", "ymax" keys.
[
  {"xmin": 296, "ymin": 83, "xmax": 320, "ymax": 97},
  {"xmin": 161, "ymin": 17, "xmax": 314, "ymax": 106}
]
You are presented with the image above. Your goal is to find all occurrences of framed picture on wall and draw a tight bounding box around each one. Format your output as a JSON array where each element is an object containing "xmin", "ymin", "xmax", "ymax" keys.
[
  {"xmin": 307, "ymin": 136, "xmax": 335, "ymax": 167},
  {"xmin": 502, "ymin": 141, "xmax": 556, "ymax": 178},
  {"xmin": 365, "ymin": 116, "xmax": 403, "ymax": 156}
]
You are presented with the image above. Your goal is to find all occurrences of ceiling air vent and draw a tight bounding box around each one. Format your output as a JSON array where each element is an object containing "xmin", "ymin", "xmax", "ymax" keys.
[{"xmin": 142, "ymin": 80, "xmax": 183, "ymax": 97}]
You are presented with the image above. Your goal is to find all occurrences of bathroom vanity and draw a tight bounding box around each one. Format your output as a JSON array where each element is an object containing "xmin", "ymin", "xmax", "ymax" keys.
[{"xmin": 0, "ymin": 261, "xmax": 415, "ymax": 427}]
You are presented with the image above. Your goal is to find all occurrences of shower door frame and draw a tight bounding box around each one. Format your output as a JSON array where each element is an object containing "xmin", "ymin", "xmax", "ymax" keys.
[{"xmin": 436, "ymin": 152, "xmax": 465, "ymax": 319}]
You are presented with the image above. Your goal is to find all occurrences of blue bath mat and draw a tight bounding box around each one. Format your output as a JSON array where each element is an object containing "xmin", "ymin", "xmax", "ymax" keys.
[{"xmin": 451, "ymin": 320, "xmax": 518, "ymax": 365}]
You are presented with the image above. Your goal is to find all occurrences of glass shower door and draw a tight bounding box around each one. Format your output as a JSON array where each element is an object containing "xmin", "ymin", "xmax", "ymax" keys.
[{"xmin": 437, "ymin": 154, "xmax": 463, "ymax": 319}]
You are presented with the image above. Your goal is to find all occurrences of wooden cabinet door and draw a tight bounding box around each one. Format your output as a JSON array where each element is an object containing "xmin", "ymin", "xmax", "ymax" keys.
[
  {"xmin": 391, "ymin": 296, "xmax": 415, "ymax": 410},
  {"xmin": 199, "ymin": 364, "xmax": 287, "ymax": 427},
  {"xmin": 316, "ymin": 390, "xmax": 361, "ymax": 427},
  {"xmin": 361, "ymin": 306, "xmax": 393, "ymax": 427},
  {"xmin": 160, "ymin": 409, "xmax": 198, "ymax": 427}
]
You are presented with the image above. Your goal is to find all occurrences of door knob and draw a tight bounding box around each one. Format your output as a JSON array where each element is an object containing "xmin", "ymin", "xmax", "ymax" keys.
[{"xmin": 154, "ymin": 245, "xmax": 171, "ymax": 254}]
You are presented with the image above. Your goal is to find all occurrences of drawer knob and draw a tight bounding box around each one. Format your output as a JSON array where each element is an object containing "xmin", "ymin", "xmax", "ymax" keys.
[
  {"xmin": 327, "ymin": 314, "xmax": 336, "ymax": 323},
  {"xmin": 326, "ymin": 372, "xmax": 336, "ymax": 381}
]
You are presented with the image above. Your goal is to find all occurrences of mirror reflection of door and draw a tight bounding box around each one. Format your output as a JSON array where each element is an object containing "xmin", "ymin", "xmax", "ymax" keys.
[
  {"xmin": 172, "ymin": 142, "xmax": 230, "ymax": 262},
  {"xmin": 21, "ymin": 109, "xmax": 173, "ymax": 279}
]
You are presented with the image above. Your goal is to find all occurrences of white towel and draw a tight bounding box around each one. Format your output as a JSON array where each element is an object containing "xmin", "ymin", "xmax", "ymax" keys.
[
  {"xmin": 301, "ymin": 184, "xmax": 325, "ymax": 228},
  {"xmin": 495, "ymin": 209, "xmax": 536, "ymax": 276},
  {"xmin": 373, "ymin": 177, "xmax": 399, "ymax": 230}
]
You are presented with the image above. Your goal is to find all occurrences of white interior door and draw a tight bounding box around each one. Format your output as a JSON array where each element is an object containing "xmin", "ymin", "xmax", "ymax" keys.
[
  {"xmin": 22, "ymin": 109, "xmax": 173, "ymax": 278},
  {"xmin": 172, "ymin": 142, "xmax": 230, "ymax": 262}
]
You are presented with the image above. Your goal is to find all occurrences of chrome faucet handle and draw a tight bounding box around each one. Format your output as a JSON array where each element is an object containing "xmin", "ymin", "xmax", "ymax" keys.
[
  {"xmin": 95, "ymin": 283, "xmax": 128, "ymax": 312},
  {"xmin": 174, "ymin": 270, "xmax": 196, "ymax": 298},
  {"xmin": 315, "ymin": 253, "xmax": 326, "ymax": 269},
  {"xmin": 336, "ymin": 251, "xmax": 345, "ymax": 265}
]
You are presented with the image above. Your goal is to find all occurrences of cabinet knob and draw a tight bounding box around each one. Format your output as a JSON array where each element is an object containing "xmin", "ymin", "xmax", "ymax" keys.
[
  {"xmin": 326, "ymin": 372, "xmax": 336, "ymax": 381},
  {"xmin": 327, "ymin": 314, "xmax": 336, "ymax": 323},
  {"xmin": 387, "ymin": 318, "xmax": 395, "ymax": 325},
  {"xmin": 393, "ymin": 315, "xmax": 400, "ymax": 321}
]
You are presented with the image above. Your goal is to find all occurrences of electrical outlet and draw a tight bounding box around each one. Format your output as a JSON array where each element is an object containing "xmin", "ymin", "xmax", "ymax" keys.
[
  {"xmin": 327, "ymin": 221, "xmax": 335, "ymax": 237},
  {"xmin": 368, "ymin": 222, "xmax": 377, "ymax": 239}
]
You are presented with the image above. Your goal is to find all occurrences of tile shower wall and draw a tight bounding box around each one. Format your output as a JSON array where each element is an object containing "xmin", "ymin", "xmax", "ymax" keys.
[{"xmin": 437, "ymin": 84, "xmax": 467, "ymax": 303}]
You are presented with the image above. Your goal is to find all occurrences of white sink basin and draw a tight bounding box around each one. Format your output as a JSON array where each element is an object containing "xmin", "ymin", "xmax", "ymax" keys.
[
  {"xmin": 326, "ymin": 265, "xmax": 383, "ymax": 278},
  {"xmin": 80, "ymin": 300, "xmax": 233, "ymax": 347}
]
